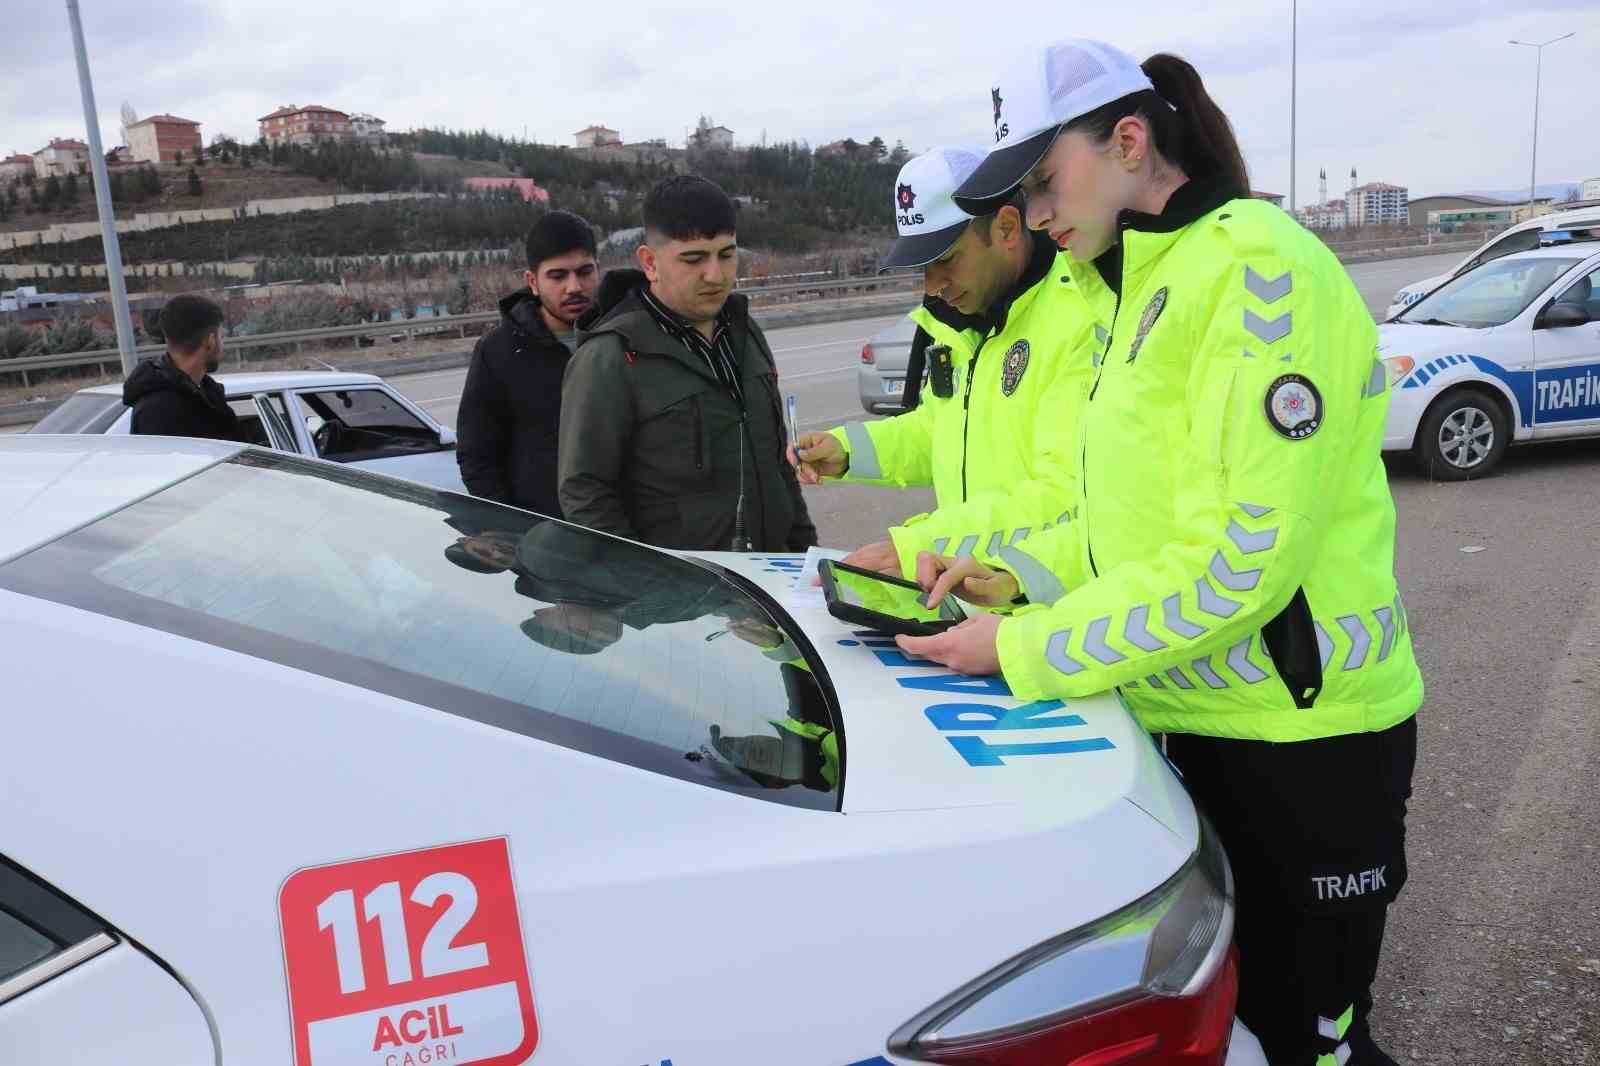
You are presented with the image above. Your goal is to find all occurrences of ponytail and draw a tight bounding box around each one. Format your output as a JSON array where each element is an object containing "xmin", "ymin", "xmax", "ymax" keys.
[{"xmin": 1064, "ymin": 53, "xmax": 1250, "ymax": 194}]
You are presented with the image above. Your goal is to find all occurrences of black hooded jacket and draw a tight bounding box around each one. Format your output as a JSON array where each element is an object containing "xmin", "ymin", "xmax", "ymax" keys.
[
  {"xmin": 120, "ymin": 354, "xmax": 240, "ymax": 441},
  {"xmin": 455, "ymin": 290, "xmax": 574, "ymax": 517},
  {"xmin": 558, "ymin": 270, "xmax": 817, "ymax": 552}
]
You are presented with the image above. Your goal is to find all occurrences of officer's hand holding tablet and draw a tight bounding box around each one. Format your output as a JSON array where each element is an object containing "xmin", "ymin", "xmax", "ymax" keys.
[{"xmin": 818, "ymin": 559, "xmax": 968, "ymax": 636}]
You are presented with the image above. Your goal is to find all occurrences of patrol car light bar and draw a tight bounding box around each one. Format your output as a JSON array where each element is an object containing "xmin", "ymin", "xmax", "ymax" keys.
[{"xmin": 888, "ymin": 819, "xmax": 1237, "ymax": 1066}]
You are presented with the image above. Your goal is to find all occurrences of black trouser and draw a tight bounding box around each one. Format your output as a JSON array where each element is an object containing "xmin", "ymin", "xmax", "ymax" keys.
[{"xmin": 1167, "ymin": 716, "xmax": 1417, "ymax": 1066}]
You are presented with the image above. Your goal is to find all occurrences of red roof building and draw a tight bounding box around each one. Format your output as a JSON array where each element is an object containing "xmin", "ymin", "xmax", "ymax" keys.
[
  {"xmin": 258, "ymin": 105, "xmax": 354, "ymax": 147},
  {"xmin": 127, "ymin": 114, "xmax": 203, "ymax": 165}
]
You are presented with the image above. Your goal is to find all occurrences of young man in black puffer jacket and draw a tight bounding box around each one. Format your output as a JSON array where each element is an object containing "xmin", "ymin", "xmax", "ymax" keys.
[{"xmin": 456, "ymin": 211, "xmax": 599, "ymax": 518}]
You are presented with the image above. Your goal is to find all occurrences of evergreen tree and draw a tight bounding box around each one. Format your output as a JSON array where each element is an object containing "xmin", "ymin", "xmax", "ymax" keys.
[{"xmin": 187, "ymin": 166, "xmax": 202, "ymax": 197}]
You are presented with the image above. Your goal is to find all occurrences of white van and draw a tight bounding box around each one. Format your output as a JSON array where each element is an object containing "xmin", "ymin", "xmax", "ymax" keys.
[{"xmin": 1385, "ymin": 204, "xmax": 1600, "ymax": 320}]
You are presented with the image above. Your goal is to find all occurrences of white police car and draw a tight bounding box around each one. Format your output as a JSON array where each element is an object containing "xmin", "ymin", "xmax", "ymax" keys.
[
  {"xmin": 1381, "ymin": 244, "xmax": 1600, "ymax": 478},
  {"xmin": 1384, "ymin": 205, "xmax": 1600, "ymax": 321},
  {"xmin": 1, "ymin": 435, "xmax": 1266, "ymax": 1066}
]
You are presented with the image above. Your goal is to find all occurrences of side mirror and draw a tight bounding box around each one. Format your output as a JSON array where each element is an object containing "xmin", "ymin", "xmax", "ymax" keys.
[
  {"xmin": 1541, "ymin": 302, "xmax": 1591, "ymax": 329},
  {"xmin": 438, "ymin": 426, "xmax": 457, "ymax": 447}
]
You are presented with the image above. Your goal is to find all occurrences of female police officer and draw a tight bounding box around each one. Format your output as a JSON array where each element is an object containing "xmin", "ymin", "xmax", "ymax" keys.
[{"xmin": 898, "ymin": 40, "xmax": 1423, "ymax": 1066}]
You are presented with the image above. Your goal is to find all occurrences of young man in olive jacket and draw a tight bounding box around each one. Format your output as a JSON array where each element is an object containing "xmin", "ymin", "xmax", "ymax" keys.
[
  {"xmin": 558, "ymin": 176, "xmax": 817, "ymax": 553},
  {"xmin": 456, "ymin": 211, "xmax": 599, "ymax": 517}
]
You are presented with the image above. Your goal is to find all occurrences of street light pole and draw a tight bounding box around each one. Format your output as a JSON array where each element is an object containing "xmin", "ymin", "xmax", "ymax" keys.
[
  {"xmin": 65, "ymin": 0, "xmax": 138, "ymax": 376},
  {"xmin": 1509, "ymin": 32, "xmax": 1575, "ymax": 220},
  {"xmin": 1290, "ymin": 0, "xmax": 1297, "ymax": 213}
]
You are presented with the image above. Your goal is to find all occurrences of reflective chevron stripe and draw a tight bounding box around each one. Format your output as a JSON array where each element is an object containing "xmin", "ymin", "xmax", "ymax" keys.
[
  {"xmin": 952, "ymin": 534, "xmax": 978, "ymax": 557},
  {"xmin": 1045, "ymin": 629, "xmax": 1086, "ymax": 676},
  {"xmin": 1209, "ymin": 551, "xmax": 1262, "ymax": 591},
  {"xmin": 1244, "ymin": 266, "xmax": 1293, "ymax": 303},
  {"xmin": 1165, "ymin": 667, "xmax": 1196, "ymax": 689},
  {"xmin": 1123, "ymin": 604, "xmax": 1168, "ymax": 652},
  {"xmin": 1195, "ymin": 577, "xmax": 1243, "ymax": 618},
  {"xmin": 932, "ymin": 537, "xmax": 949, "ymax": 555},
  {"xmin": 1163, "ymin": 592, "xmax": 1207, "ymax": 638},
  {"xmin": 997, "ymin": 545, "xmax": 1066, "ymax": 607},
  {"xmin": 844, "ymin": 422, "xmax": 882, "ymax": 478},
  {"xmin": 1082, "ymin": 616, "xmax": 1126, "ymax": 665},
  {"xmin": 1337, "ymin": 614, "xmax": 1372, "ymax": 670},
  {"xmin": 1226, "ymin": 519, "xmax": 1278, "ymax": 554},
  {"xmin": 1239, "ymin": 502, "xmax": 1275, "ymax": 518},
  {"xmin": 1315, "ymin": 621, "xmax": 1334, "ymax": 669},
  {"xmin": 1145, "ymin": 673, "xmax": 1167, "ymax": 689},
  {"xmin": 1191, "ymin": 657, "xmax": 1228, "ymax": 689},
  {"xmin": 1374, "ymin": 605, "xmax": 1396, "ymax": 661},
  {"xmin": 1363, "ymin": 359, "xmax": 1386, "ymax": 398},
  {"xmin": 1245, "ymin": 308, "xmax": 1291, "ymax": 344},
  {"xmin": 1226, "ymin": 636, "xmax": 1269, "ymax": 682}
]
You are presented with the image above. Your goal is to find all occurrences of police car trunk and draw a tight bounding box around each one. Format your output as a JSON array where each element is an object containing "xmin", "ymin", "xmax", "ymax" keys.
[{"xmin": 693, "ymin": 550, "xmax": 1248, "ymax": 1065}]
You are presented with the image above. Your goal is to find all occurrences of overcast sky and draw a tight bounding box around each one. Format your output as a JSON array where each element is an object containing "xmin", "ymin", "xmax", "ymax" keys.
[{"xmin": 4, "ymin": 0, "xmax": 1598, "ymax": 206}]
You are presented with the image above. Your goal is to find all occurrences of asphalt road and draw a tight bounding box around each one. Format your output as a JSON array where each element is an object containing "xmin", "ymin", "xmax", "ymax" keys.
[{"xmin": 385, "ymin": 246, "xmax": 1599, "ymax": 1065}]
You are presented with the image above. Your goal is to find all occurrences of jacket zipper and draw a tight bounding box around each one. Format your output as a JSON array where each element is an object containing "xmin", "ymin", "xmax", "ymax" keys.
[
  {"xmin": 1083, "ymin": 237, "xmax": 1130, "ymax": 579},
  {"xmin": 692, "ymin": 396, "xmax": 705, "ymax": 471},
  {"xmin": 959, "ymin": 339, "xmax": 988, "ymax": 502}
]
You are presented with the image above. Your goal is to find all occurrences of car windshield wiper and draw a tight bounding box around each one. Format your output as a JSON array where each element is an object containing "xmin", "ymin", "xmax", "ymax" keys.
[{"xmin": 1413, "ymin": 317, "xmax": 1470, "ymax": 328}]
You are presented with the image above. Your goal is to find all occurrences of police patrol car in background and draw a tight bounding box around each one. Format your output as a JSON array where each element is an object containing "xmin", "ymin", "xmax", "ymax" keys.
[
  {"xmin": 1384, "ymin": 203, "xmax": 1600, "ymax": 321},
  {"xmin": 1381, "ymin": 242, "xmax": 1600, "ymax": 479},
  {"xmin": 1, "ymin": 435, "xmax": 1266, "ymax": 1066}
]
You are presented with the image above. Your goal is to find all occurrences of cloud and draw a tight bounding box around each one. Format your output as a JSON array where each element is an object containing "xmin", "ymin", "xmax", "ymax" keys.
[{"xmin": 3, "ymin": 0, "xmax": 1596, "ymax": 201}]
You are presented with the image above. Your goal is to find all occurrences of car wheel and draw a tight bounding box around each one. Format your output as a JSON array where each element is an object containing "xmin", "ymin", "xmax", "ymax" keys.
[{"xmin": 1413, "ymin": 388, "xmax": 1509, "ymax": 480}]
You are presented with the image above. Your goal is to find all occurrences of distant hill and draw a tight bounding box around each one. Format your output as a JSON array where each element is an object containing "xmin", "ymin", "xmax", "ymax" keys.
[{"xmin": 1462, "ymin": 182, "xmax": 1581, "ymax": 203}]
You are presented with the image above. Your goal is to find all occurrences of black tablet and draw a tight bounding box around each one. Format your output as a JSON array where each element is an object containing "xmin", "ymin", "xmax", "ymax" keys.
[{"xmin": 818, "ymin": 559, "xmax": 968, "ymax": 636}]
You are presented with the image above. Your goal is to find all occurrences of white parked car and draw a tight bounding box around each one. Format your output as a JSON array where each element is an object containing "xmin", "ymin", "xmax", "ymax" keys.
[
  {"xmin": 1380, "ymin": 244, "xmax": 1600, "ymax": 479},
  {"xmin": 1384, "ymin": 205, "xmax": 1600, "ymax": 321},
  {"xmin": 30, "ymin": 370, "xmax": 464, "ymax": 493},
  {"xmin": 1, "ymin": 435, "xmax": 1265, "ymax": 1066}
]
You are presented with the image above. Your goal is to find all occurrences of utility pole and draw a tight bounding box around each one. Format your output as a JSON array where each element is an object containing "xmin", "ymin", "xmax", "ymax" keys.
[
  {"xmin": 1509, "ymin": 33, "xmax": 1574, "ymax": 217},
  {"xmin": 66, "ymin": 0, "xmax": 137, "ymax": 375},
  {"xmin": 1290, "ymin": 0, "xmax": 1297, "ymax": 212}
]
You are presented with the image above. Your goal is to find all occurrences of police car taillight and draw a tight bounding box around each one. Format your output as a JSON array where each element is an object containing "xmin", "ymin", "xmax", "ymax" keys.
[
  {"xmin": 889, "ymin": 819, "xmax": 1237, "ymax": 1066},
  {"xmin": 861, "ymin": 343, "xmax": 876, "ymax": 365}
]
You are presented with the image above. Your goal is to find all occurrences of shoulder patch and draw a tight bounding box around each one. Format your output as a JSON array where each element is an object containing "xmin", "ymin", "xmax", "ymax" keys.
[
  {"xmin": 1264, "ymin": 374, "xmax": 1322, "ymax": 439},
  {"xmin": 1127, "ymin": 287, "xmax": 1168, "ymax": 364},
  {"xmin": 1001, "ymin": 340, "xmax": 1030, "ymax": 396}
]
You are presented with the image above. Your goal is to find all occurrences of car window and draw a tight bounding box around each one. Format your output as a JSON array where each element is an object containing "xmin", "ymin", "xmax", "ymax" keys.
[
  {"xmin": 1471, "ymin": 227, "xmax": 1541, "ymax": 269},
  {"xmin": 227, "ymin": 398, "xmax": 271, "ymax": 447},
  {"xmin": 1400, "ymin": 257, "xmax": 1583, "ymax": 328},
  {"xmin": 0, "ymin": 858, "xmax": 114, "ymax": 1001},
  {"xmin": 1550, "ymin": 265, "xmax": 1600, "ymax": 320},
  {"xmin": 29, "ymin": 394, "xmax": 126, "ymax": 435},
  {"xmin": 0, "ymin": 453, "xmax": 841, "ymax": 809},
  {"xmin": 297, "ymin": 388, "xmax": 441, "ymax": 461}
]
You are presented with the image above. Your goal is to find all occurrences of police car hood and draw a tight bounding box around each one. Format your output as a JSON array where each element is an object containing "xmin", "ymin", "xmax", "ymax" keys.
[
  {"xmin": 1378, "ymin": 321, "xmax": 1483, "ymax": 355},
  {"xmin": 696, "ymin": 552, "xmax": 1198, "ymax": 836}
]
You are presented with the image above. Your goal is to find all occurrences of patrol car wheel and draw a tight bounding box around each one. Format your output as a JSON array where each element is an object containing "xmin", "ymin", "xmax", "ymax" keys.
[{"xmin": 1414, "ymin": 388, "xmax": 1508, "ymax": 481}]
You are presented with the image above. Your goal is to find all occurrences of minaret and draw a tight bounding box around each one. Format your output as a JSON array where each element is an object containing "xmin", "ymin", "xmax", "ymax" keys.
[{"xmin": 1319, "ymin": 168, "xmax": 1327, "ymax": 207}]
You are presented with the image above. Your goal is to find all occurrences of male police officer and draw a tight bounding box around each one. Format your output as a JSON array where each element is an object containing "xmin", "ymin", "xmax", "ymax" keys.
[{"xmin": 791, "ymin": 147, "xmax": 1105, "ymax": 581}]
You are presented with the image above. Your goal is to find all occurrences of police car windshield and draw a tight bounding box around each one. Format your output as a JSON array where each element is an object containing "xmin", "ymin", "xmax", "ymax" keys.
[
  {"xmin": 0, "ymin": 452, "xmax": 842, "ymax": 810},
  {"xmin": 1399, "ymin": 256, "xmax": 1583, "ymax": 328}
]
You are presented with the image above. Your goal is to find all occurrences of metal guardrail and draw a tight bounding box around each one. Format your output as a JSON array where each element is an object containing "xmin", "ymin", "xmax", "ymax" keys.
[{"xmin": 0, "ymin": 274, "xmax": 920, "ymax": 384}]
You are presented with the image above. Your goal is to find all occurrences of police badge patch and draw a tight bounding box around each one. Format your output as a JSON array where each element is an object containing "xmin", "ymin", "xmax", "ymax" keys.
[
  {"xmin": 1264, "ymin": 373, "xmax": 1323, "ymax": 439},
  {"xmin": 1001, "ymin": 340, "xmax": 1030, "ymax": 396},
  {"xmin": 1126, "ymin": 287, "xmax": 1168, "ymax": 363}
]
